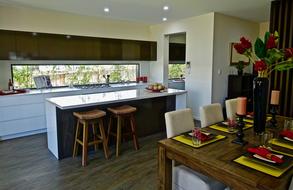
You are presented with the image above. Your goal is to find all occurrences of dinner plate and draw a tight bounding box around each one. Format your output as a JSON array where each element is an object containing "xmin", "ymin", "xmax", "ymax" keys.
[
  {"xmin": 216, "ymin": 122, "xmax": 228, "ymax": 127},
  {"xmin": 244, "ymin": 151, "xmax": 292, "ymax": 169},
  {"xmin": 283, "ymin": 137, "xmax": 293, "ymax": 142},
  {"xmin": 277, "ymin": 137, "xmax": 293, "ymax": 144}
]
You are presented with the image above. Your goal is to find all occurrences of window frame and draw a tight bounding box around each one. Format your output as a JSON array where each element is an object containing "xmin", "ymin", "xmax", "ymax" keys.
[{"xmin": 11, "ymin": 63, "xmax": 140, "ymax": 89}]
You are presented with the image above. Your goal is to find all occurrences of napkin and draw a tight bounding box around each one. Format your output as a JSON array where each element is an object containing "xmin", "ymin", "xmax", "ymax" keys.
[
  {"xmin": 192, "ymin": 131, "xmax": 211, "ymax": 142},
  {"xmin": 247, "ymin": 147, "xmax": 284, "ymax": 164},
  {"xmin": 280, "ymin": 130, "xmax": 293, "ymax": 140}
]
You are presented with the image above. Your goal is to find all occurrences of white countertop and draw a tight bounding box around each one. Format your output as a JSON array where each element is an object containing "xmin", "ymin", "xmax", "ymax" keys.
[{"xmin": 47, "ymin": 88, "xmax": 187, "ymax": 110}]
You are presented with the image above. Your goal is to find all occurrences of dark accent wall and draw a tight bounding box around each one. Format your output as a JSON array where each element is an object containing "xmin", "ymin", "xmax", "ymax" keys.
[{"xmin": 270, "ymin": 0, "xmax": 293, "ymax": 117}]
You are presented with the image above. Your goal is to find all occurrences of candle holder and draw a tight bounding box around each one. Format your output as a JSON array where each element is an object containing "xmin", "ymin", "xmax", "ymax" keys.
[
  {"xmin": 269, "ymin": 104, "xmax": 278, "ymax": 128},
  {"xmin": 232, "ymin": 114, "xmax": 248, "ymax": 145}
]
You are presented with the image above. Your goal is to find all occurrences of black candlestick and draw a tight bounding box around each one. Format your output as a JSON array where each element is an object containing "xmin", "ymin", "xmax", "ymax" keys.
[
  {"xmin": 232, "ymin": 114, "xmax": 248, "ymax": 145},
  {"xmin": 269, "ymin": 105, "xmax": 278, "ymax": 128}
]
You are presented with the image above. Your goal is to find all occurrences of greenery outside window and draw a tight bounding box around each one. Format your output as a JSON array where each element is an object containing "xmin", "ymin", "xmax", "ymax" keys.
[
  {"xmin": 168, "ymin": 63, "xmax": 185, "ymax": 79},
  {"xmin": 12, "ymin": 64, "xmax": 139, "ymax": 89}
]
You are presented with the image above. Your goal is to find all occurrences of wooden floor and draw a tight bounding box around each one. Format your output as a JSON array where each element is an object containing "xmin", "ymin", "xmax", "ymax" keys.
[{"xmin": 0, "ymin": 132, "xmax": 166, "ymax": 190}]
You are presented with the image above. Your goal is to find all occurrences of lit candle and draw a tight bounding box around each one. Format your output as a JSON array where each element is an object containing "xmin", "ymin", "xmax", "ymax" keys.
[
  {"xmin": 236, "ymin": 97, "xmax": 247, "ymax": 115},
  {"xmin": 271, "ymin": 90, "xmax": 280, "ymax": 105}
]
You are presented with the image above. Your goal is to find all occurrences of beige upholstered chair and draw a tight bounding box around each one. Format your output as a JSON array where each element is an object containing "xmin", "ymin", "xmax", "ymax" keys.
[
  {"xmin": 225, "ymin": 98, "xmax": 238, "ymax": 120},
  {"xmin": 165, "ymin": 108, "xmax": 226, "ymax": 190},
  {"xmin": 165, "ymin": 108, "xmax": 195, "ymax": 137},
  {"xmin": 200, "ymin": 103, "xmax": 224, "ymax": 128}
]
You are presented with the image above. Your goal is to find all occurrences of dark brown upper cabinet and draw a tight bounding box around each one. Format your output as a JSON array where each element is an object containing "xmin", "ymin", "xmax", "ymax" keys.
[
  {"xmin": 0, "ymin": 30, "xmax": 16, "ymax": 60},
  {"xmin": 122, "ymin": 40, "xmax": 140, "ymax": 60},
  {"xmin": 38, "ymin": 34, "xmax": 94, "ymax": 60},
  {"xmin": 100, "ymin": 38, "xmax": 122, "ymax": 60},
  {"xmin": 15, "ymin": 32, "xmax": 38, "ymax": 59},
  {"xmin": 140, "ymin": 41, "xmax": 157, "ymax": 61},
  {"xmin": 169, "ymin": 43, "xmax": 186, "ymax": 61},
  {"xmin": 0, "ymin": 29, "xmax": 157, "ymax": 61}
]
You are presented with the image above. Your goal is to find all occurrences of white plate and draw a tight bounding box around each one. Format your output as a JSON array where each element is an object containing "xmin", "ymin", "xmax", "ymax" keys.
[
  {"xmin": 284, "ymin": 137, "xmax": 293, "ymax": 142},
  {"xmin": 253, "ymin": 154, "xmax": 283, "ymax": 163}
]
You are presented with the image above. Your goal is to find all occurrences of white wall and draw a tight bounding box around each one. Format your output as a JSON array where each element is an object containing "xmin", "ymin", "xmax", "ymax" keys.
[
  {"xmin": 259, "ymin": 22, "xmax": 269, "ymax": 37},
  {"xmin": 150, "ymin": 13, "xmax": 215, "ymax": 119},
  {"xmin": 212, "ymin": 13, "xmax": 259, "ymax": 105},
  {"xmin": 0, "ymin": 4, "xmax": 152, "ymax": 89}
]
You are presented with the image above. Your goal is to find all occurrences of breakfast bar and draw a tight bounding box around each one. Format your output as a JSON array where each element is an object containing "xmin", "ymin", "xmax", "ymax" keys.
[{"xmin": 45, "ymin": 88, "xmax": 187, "ymax": 159}]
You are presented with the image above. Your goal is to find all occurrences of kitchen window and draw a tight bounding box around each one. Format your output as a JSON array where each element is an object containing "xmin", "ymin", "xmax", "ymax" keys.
[
  {"xmin": 168, "ymin": 63, "xmax": 185, "ymax": 79},
  {"xmin": 11, "ymin": 64, "xmax": 139, "ymax": 89}
]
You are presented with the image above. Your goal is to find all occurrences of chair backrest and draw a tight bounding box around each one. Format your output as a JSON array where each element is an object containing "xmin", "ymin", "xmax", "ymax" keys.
[
  {"xmin": 225, "ymin": 98, "xmax": 238, "ymax": 120},
  {"xmin": 165, "ymin": 108, "xmax": 195, "ymax": 138},
  {"xmin": 199, "ymin": 103, "xmax": 224, "ymax": 128}
]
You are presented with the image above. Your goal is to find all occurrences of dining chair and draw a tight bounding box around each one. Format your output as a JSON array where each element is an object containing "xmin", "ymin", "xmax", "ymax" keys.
[
  {"xmin": 225, "ymin": 98, "xmax": 238, "ymax": 120},
  {"xmin": 200, "ymin": 103, "xmax": 224, "ymax": 128},
  {"xmin": 165, "ymin": 108, "xmax": 227, "ymax": 190}
]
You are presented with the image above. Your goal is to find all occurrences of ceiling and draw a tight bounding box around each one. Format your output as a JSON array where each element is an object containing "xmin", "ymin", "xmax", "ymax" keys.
[{"xmin": 0, "ymin": 0, "xmax": 271, "ymax": 24}]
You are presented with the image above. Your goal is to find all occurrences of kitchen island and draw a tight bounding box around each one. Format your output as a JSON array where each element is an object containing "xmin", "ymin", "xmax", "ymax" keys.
[{"xmin": 46, "ymin": 88, "xmax": 187, "ymax": 159}]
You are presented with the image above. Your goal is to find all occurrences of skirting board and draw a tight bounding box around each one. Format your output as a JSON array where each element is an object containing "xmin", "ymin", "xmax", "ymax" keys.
[{"xmin": 0, "ymin": 128, "xmax": 47, "ymax": 141}]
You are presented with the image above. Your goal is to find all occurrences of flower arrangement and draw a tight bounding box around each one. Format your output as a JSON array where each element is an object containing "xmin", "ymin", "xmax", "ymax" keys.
[{"xmin": 234, "ymin": 31, "xmax": 293, "ymax": 77}]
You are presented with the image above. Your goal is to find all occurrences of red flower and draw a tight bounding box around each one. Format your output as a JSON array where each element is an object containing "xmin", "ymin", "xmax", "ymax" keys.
[
  {"xmin": 234, "ymin": 37, "xmax": 252, "ymax": 54},
  {"xmin": 240, "ymin": 37, "xmax": 252, "ymax": 49},
  {"xmin": 254, "ymin": 60, "xmax": 267, "ymax": 72},
  {"xmin": 234, "ymin": 43, "xmax": 246, "ymax": 54},
  {"xmin": 266, "ymin": 34, "xmax": 277, "ymax": 49},
  {"xmin": 285, "ymin": 48, "xmax": 293, "ymax": 59}
]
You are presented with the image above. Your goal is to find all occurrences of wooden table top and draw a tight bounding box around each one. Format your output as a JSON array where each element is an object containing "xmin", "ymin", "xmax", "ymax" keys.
[{"xmin": 158, "ymin": 118, "xmax": 293, "ymax": 190}]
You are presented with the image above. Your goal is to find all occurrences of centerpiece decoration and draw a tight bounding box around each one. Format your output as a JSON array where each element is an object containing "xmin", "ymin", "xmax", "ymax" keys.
[{"xmin": 234, "ymin": 32, "xmax": 293, "ymax": 134}]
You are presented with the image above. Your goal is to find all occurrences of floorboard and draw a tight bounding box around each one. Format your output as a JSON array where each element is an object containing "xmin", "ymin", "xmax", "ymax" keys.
[{"xmin": 0, "ymin": 133, "xmax": 166, "ymax": 190}]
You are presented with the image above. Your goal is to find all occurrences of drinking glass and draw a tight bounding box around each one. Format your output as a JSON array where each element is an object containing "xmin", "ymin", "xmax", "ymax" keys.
[
  {"xmin": 191, "ymin": 127, "xmax": 201, "ymax": 146},
  {"xmin": 284, "ymin": 119, "xmax": 293, "ymax": 131},
  {"xmin": 227, "ymin": 118, "xmax": 237, "ymax": 133},
  {"xmin": 260, "ymin": 131, "xmax": 274, "ymax": 147}
]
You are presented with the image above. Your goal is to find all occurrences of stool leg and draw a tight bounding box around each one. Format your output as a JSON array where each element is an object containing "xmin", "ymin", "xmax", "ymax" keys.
[
  {"xmin": 92, "ymin": 122, "xmax": 97, "ymax": 151},
  {"xmin": 130, "ymin": 115, "xmax": 139, "ymax": 150},
  {"xmin": 98, "ymin": 119, "xmax": 110, "ymax": 159},
  {"xmin": 107, "ymin": 116, "xmax": 112, "ymax": 145},
  {"xmin": 73, "ymin": 120, "xmax": 80, "ymax": 157},
  {"xmin": 116, "ymin": 116, "xmax": 122, "ymax": 157},
  {"xmin": 82, "ymin": 122, "xmax": 89, "ymax": 167}
]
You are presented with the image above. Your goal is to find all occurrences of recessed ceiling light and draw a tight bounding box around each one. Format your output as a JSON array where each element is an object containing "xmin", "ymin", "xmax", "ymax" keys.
[
  {"xmin": 162, "ymin": 17, "xmax": 167, "ymax": 21},
  {"xmin": 163, "ymin": 6, "xmax": 169, "ymax": 10},
  {"xmin": 104, "ymin": 7, "xmax": 110, "ymax": 13}
]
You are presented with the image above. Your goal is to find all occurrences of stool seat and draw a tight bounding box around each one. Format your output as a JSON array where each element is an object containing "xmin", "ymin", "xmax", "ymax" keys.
[
  {"xmin": 107, "ymin": 105, "xmax": 137, "ymax": 115},
  {"xmin": 73, "ymin": 109, "xmax": 106, "ymax": 120}
]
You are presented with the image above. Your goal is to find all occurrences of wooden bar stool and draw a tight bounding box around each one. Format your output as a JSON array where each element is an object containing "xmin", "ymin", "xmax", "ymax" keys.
[
  {"xmin": 73, "ymin": 109, "xmax": 109, "ymax": 166},
  {"xmin": 107, "ymin": 105, "xmax": 139, "ymax": 157}
]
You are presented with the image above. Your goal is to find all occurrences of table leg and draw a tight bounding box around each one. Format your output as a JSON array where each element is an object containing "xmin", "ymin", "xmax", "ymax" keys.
[{"xmin": 158, "ymin": 145, "xmax": 172, "ymax": 190}]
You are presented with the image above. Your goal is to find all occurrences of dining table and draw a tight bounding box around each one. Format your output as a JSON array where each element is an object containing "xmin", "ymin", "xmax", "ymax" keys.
[{"xmin": 158, "ymin": 116, "xmax": 293, "ymax": 190}]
